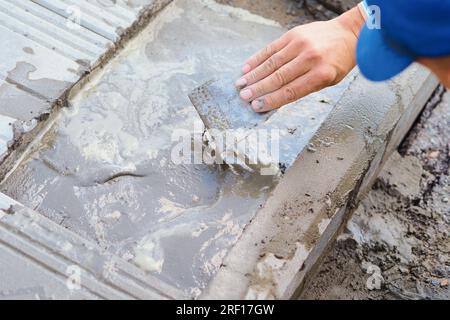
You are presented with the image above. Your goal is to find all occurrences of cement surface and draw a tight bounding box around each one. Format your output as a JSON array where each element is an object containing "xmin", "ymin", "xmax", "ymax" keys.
[{"xmin": 1, "ymin": 0, "xmax": 352, "ymax": 295}]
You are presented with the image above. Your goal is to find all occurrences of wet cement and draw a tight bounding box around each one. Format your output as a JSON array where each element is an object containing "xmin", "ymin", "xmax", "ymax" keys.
[{"xmin": 1, "ymin": 0, "xmax": 353, "ymax": 295}]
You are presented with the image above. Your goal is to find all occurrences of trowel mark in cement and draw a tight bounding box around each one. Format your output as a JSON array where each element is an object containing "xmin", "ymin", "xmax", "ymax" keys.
[{"xmin": 1, "ymin": 0, "xmax": 353, "ymax": 295}]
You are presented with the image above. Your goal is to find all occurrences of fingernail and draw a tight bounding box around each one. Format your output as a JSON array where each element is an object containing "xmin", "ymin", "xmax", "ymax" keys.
[
  {"xmin": 235, "ymin": 77, "xmax": 247, "ymax": 89},
  {"xmin": 240, "ymin": 89, "xmax": 253, "ymax": 100},
  {"xmin": 252, "ymin": 99, "xmax": 265, "ymax": 111},
  {"xmin": 242, "ymin": 64, "xmax": 251, "ymax": 74}
]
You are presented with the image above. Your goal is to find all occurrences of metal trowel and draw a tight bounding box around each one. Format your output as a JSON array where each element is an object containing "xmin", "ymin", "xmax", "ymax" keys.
[
  {"xmin": 188, "ymin": 76, "xmax": 280, "ymax": 175},
  {"xmin": 189, "ymin": 77, "xmax": 274, "ymax": 131}
]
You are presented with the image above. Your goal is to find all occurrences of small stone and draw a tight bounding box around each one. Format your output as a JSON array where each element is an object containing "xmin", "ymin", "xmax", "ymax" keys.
[
  {"xmin": 431, "ymin": 279, "xmax": 441, "ymax": 286},
  {"xmin": 428, "ymin": 150, "xmax": 440, "ymax": 159},
  {"xmin": 442, "ymin": 197, "xmax": 449, "ymax": 204},
  {"xmin": 105, "ymin": 211, "xmax": 121, "ymax": 220},
  {"xmin": 440, "ymin": 279, "xmax": 449, "ymax": 287},
  {"xmin": 398, "ymin": 266, "xmax": 409, "ymax": 274},
  {"xmin": 287, "ymin": 128, "xmax": 297, "ymax": 134},
  {"xmin": 307, "ymin": 143, "xmax": 317, "ymax": 153},
  {"xmin": 366, "ymin": 273, "xmax": 384, "ymax": 291},
  {"xmin": 4, "ymin": 205, "xmax": 16, "ymax": 215}
]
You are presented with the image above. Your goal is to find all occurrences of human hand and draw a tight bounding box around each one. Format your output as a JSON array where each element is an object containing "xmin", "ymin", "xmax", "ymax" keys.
[{"xmin": 236, "ymin": 7, "xmax": 365, "ymax": 112}]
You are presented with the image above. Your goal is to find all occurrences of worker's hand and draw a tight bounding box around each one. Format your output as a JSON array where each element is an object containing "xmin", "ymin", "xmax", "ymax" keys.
[{"xmin": 236, "ymin": 7, "xmax": 365, "ymax": 112}]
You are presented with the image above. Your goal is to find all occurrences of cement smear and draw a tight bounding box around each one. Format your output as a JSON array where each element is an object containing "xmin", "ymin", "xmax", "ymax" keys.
[{"xmin": 1, "ymin": 0, "xmax": 352, "ymax": 295}]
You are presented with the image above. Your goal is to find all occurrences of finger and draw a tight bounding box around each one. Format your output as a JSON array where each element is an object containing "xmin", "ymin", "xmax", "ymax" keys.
[
  {"xmin": 241, "ymin": 34, "xmax": 290, "ymax": 74},
  {"xmin": 236, "ymin": 44, "xmax": 297, "ymax": 91},
  {"xmin": 239, "ymin": 54, "xmax": 312, "ymax": 101},
  {"xmin": 251, "ymin": 68, "xmax": 335, "ymax": 112}
]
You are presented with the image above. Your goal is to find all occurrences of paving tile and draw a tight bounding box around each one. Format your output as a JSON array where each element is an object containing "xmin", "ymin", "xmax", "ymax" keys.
[
  {"xmin": 0, "ymin": 0, "xmax": 170, "ymax": 166},
  {"xmin": 0, "ymin": 192, "xmax": 183, "ymax": 300},
  {"xmin": 31, "ymin": 0, "xmax": 154, "ymax": 41},
  {"xmin": 0, "ymin": 77, "xmax": 51, "ymax": 121}
]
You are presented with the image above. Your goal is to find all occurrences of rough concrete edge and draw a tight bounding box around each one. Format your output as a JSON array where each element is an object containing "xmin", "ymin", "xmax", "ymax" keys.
[
  {"xmin": 0, "ymin": 192, "xmax": 187, "ymax": 300},
  {"xmin": 200, "ymin": 66, "xmax": 438, "ymax": 300},
  {"xmin": 289, "ymin": 73, "xmax": 440, "ymax": 299},
  {"xmin": 0, "ymin": 0, "xmax": 173, "ymax": 182}
]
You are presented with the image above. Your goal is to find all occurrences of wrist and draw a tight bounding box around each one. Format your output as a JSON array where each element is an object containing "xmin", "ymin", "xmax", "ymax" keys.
[{"xmin": 335, "ymin": 5, "xmax": 365, "ymax": 39}]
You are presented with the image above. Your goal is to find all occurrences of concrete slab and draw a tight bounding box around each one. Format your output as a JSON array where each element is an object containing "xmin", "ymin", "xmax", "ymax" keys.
[{"xmin": 0, "ymin": 0, "xmax": 354, "ymax": 296}]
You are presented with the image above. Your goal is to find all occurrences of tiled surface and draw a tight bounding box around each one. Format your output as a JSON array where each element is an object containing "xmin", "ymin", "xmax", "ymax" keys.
[
  {"xmin": 0, "ymin": 192, "xmax": 184, "ymax": 300},
  {"xmin": 0, "ymin": 0, "xmax": 170, "ymax": 166},
  {"xmin": 32, "ymin": 0, "xmax": 141, "ymax": 41}
]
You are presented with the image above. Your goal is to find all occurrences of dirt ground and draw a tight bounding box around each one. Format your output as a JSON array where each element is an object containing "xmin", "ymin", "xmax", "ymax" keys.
[
  {"xmin": 301, "ymin": 87, "xmax": 450, "ymax": 300},
  {"xmin": 216, "ymin": 0, "xmax": 359, "ymax": 28}
]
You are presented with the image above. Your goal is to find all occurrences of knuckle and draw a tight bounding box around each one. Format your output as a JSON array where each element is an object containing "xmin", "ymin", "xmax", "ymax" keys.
[
  {"xmin": 315, "ymin": 67, "xmax": 336, "ymax": 85},
  {"xmin": 294, "ymin": 36, "xmax": 309, "ymax": 48},
  {"xmin": 248, "ymin": 70, "xmax": 258, "ymax": 82},
  {"xmin": 264, "ymin": 95, "xmax": 276, "ymax": 108},
  {"xmin": 291, "ymin": 38, "xmax": 304, "ymax": 50},
  {"xmin": 284, "ymin": 86, "xmax": 297, "ymax": 102},
  {"xmin": 263, "ymin": 44, "xmax": 275, "ymax": 58},
  {"xmin": 253, "ymin": 83, "xmax": 266, "ymax": 97},
  {"xmin": 304, "ymin": 47, "xmax": 321, "ymax": 62},
  {"xmin": 274, "ymin": 70, "xmax": 287, "ymax": 86},
  {"xmin": 286, "ymin": 29, "xmax": 295, "ymax": 38},
  {"xmin": 265, "ymin": 56, "xmax": 278, "ymax": 72}
]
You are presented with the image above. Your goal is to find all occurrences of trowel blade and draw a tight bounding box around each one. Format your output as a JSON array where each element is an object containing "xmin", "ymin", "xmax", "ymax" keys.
[
  {"xmin": 188, "ymin": 77, "xmax": 280, "ymax": 175},
  {"xmin": 189, "ymin": 77, "xmax": 274, "ymax": 131}
]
